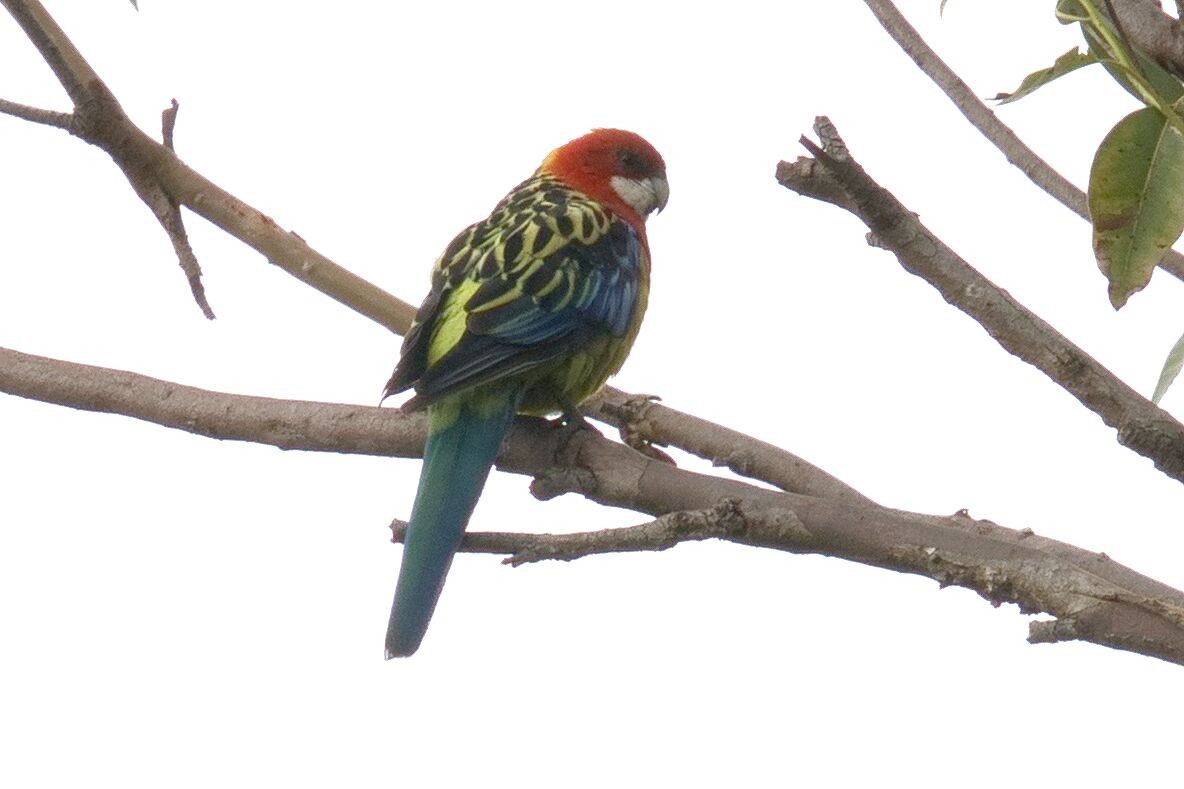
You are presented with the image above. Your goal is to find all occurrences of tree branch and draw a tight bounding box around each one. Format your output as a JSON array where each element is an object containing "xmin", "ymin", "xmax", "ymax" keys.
[
  {"xmin": 778, "ymin": 117, "xmax": 1184, "ymax": 485},
  {"xmin": 861, "ymin": 0, "xmax": 1184, "ymax": 282},
  {"xmin": 587, "ymin": 387, "xmax": 876, "ymax": 505},
  {"xmin": 0, "ymin": 0, "xmax": 219, "ymax": 316},
  {"xmin": 149, "ymin": 98, "xmax": 214, "ymax": 319},
  {"xmin": 389, "ymin": 498, "xmax": 804, "ymax": 567},
  {"xmin": 1, "ymin": 0, "xmax": 413, "ymax": 329},
  {"xmin": 0, "ymin": 345, "xmax": 427, "ymax": 457},
  {"xmin": 5, "ymin": 342, "xmax": 1184, "ymax": 666},
  {"xmin": 0, "ymin": 0, "xmax": 101, "ymax": 108},
  {"xmin": 432, "ymin": 504, "xmax": 1184, "ymax": 663},
  {"xmin": 1108, "ymin": 0, "xmax": 1184, "ymax": 80},
  {"xmin": 0, "ymin": 97, "xmax": 72, "ymax": 129}
]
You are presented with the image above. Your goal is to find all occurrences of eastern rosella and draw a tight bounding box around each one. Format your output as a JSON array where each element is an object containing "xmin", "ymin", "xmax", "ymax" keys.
[{"xmin": 382, "ymin": 129, "xmax": 668, "ymax": 657}]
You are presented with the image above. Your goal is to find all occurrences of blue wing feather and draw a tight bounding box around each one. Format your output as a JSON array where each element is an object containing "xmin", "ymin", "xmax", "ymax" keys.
[{"xmin": 411, "ymin": 217, "xmax": 642, "ymax": 404}]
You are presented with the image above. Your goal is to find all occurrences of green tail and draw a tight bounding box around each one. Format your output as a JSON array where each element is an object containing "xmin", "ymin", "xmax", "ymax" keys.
[{"xmin": 385, "ymin": 394, "xmax": 518, "ymax": 658}]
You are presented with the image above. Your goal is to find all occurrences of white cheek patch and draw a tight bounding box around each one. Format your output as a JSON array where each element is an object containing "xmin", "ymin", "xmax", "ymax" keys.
[{"xmin": 610, "ymin": 175, "xmax": 658, "ymax": 217}]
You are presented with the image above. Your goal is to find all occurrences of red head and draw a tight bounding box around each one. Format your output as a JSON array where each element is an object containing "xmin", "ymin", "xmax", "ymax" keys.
[{"xmin": 539, "ymin": 128, "xmax": 669, "ymax": 232}]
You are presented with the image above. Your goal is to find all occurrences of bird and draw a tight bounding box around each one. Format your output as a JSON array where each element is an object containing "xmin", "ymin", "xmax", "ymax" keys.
[{"xmin": 381, "ymin": 128, "xmax": 668, "ymax": 657}]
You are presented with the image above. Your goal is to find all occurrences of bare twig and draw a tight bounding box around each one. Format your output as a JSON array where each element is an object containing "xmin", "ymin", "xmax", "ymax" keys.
[
  {"xmin": 390, "ymin": 498, "xmax": 804, "ymax": 566},
  {"xmin": 0, "ymin": 97, "xmax": 72, "ymax": 129},
  {"xmin": 861, "ymin": 0, "xmax": 1184, "ymax": 282},
  {"xmin": 4, "ymin": 341, "xmax": 1184, "ymax": 665},
  {"xmin": 161, "ymin": 98, "xmax": 178, "ymax": 152},
  {"xmin": 2, "ymin": 0, "xmax": 401, "ymax": 325},
  {"xmin": 1, "ymin": 0, "xmax": 217, "ymax": 316},
  {"xmin": 153, "ymin": 98, "xmax": 213, "ymax": 318},
  {"xmin": 779, "ymin": 117, "xmax": 1184, "ymax": 485},
  {"xmin": 153, "ymin": 189, "xmax": 214, "ymax": 320}
]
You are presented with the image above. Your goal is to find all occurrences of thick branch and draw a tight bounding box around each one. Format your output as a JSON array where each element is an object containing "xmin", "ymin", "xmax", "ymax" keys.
[
  {"xmin": 587, "ymin": 387, "xmax": 876, "ymax": 505},
  {"xmin": 861, "ymin": 0, "xmax": 1184, "ymax": 282},
  {"xmin": 779, "ymin": 118, "xmax": 1184, "ymax": 485},
  {"xmin": 0, "ymin": 346, "xmax": 426, "ymax": 457},
  {"xmin": 4, "ymin": 343, "xmax": 1184, "ymax": 666},
  {"xmin": 0, "ymin": 0, "xmax": 101, "ymax": 108}
]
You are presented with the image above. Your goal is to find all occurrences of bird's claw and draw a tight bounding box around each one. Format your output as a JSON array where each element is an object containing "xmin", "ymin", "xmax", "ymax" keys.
[{"xmin": 620, "ymin": 429, "xmax": 676, "ymax": 465}]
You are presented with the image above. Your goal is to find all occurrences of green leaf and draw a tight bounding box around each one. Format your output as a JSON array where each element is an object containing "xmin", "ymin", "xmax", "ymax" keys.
[
  {"xmin": 1152, "ymin": 329, "xmax": 1184, "ymax": 403},
  {"xmin": 1089, "ymin": 105, "xmax": 1184, "ymax": 309},
  {"xmin": 1054, "ymin": 0, "xmax": 1184, "ymax": 104},
  {"xmin": 1055, "ymin": 0, "xmax": 1088, "ymax": 24},
  {"xmin": 1081, "ymin": 24, "xmax": 1184, "ymax": 104},
  {"xmin": 993, "ymin": 48, "xmax": 1096, "ymax": 104}
]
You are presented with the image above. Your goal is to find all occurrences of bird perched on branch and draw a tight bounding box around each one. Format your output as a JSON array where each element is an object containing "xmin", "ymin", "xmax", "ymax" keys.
[{"xmin": 382, "ymin": 128, "xmax": 668, "ymax": 657}]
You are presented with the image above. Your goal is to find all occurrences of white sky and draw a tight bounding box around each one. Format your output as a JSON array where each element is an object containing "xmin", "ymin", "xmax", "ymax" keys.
[{"xmin": 2, "ymin": 1, "xmax": 1183, "ymax": 786}]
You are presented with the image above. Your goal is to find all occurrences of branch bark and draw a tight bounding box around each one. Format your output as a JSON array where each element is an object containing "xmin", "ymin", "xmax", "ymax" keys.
[
  {"xmin": 152, "ymin": 98, "xmax": 213, "ymax": 319},
  {"xmin": 1, "ymin": 0, "xmax": 217, "ymax": 316},
  {"xmin": 0, "ymin": 0, "xmax": 415, "ymax": 331},
  {"xmin": 4, "ymin": 344, "xmax": 1184, "ymax": 666},
  {"xmin": 0, "ymin": 97, "xmax": 72, "ymax": 129},
  {"xmin": 587, "ymin": 387, "xmax": 876, "ymax": 505},
  {"xmin": 779, "ymin": 118, "xmax": 1184, "ymax": 485},
  {"xmin": 390, "ymin": 498, "xmax": 800, "ymax": 567}
]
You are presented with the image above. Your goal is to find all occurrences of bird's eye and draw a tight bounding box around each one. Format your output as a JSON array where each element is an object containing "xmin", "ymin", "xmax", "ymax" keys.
[{"xmin": 616, "ymin": 148, "xmax": 644, "ymax": 174}]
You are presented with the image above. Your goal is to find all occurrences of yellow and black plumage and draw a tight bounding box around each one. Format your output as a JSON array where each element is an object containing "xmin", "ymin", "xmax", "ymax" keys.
[{"xmin": 383, "ymin": 129, "xmax": 668, "ymax": 657}]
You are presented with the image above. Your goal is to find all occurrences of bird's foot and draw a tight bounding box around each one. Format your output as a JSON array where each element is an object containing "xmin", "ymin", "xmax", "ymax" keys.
[
  {"xmin": 607, "ymin": 395, "xmax": 676, "ymax": 466},
  {"xmin": 617, "ymin": 424, "xmax": 676, "ymax": 464}
]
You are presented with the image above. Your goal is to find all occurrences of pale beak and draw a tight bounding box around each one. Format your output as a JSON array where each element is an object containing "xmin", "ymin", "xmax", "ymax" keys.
[
  {"xmin": 650, "ymin": 174, "xmax": 670, "ymax": 215},
  {"xmin": 611, "ymin": 173, "xmax": 671, "ymax": 218}
]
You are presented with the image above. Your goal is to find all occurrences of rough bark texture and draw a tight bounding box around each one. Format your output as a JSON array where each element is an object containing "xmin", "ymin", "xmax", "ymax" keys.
[
  {"xmin": 779, "ymin": 118, "xmax": 1184, "ymax": 485},
  {"xmin": 5, "ymin": 345, "xmax": 1184, "ymax": 666}
]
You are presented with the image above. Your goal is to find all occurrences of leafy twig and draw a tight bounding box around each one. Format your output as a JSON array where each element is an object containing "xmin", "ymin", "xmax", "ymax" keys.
[{"xmin": 860, "ymin": 0, "xmax": 1184, "ymax": 283}]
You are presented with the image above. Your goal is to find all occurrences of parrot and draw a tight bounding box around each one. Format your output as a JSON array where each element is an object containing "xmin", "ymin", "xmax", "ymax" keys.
[{"xmin": 382, "ymin": 128, "xmax": 668, "ymax": 658}]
